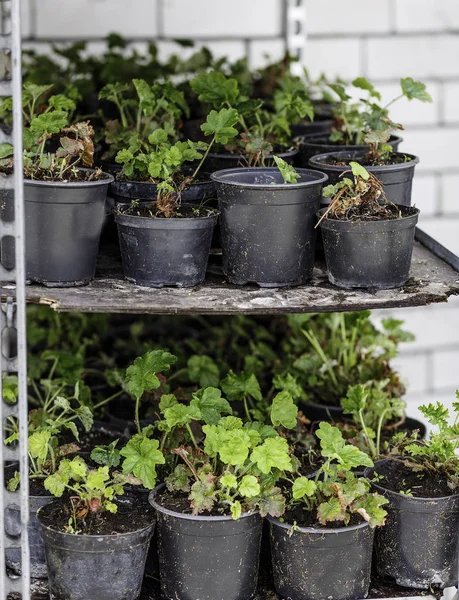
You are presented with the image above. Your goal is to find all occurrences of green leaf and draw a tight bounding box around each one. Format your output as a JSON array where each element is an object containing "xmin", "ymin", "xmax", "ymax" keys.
[
  {"xmin": 292, "ymin": 477, "xmax": 317, "ymax": 500},
  {"xmin": 337, "ymin": 445, "xmax": 374, "ymax": 470},
  {"xmin": 75, "ymin": 406, "xmax": 93, "ymax": 433},
  {"xmin": 29, "ymin": 110, "xmax": 68, "ymax": 138},
  {"xmin": 419, "ymin": 402, "xmax": 450, "ymax": 428},
  {"xmin": 191, "ymin": 71, "xmax": 239, "ymax": 108},
  {"xmin": 352, "ymin": 77, "xmax": 381, "ymax": 100},
  {"xmin": 44, "ymin": 471, "xmax": 68, "ymax": 497},
  {"xmin": 91, "ymin": 441, "xmax": 121, "ymax": 468},
  {"xmin": 28, "ymin": 430, "xmax": 51, "ymax": 461},
  {"xmin": 48, "ymin": 95, "xmax": 76, "ymax": 112},
  {"xmin": 316, "ymin": 422, "xmax": 344, "ymax": 457},
  {"xmin": 270, "ymin": 391, "xmax": 298, "ymax": 430},
  {"xmin": 120, "ymin": 435, "xmax": 165, "ymax": 489},
  {"xmin": 239, "ymin": 475, "xmax": 260, "ymax": 498},
  {"xmin": 165, "ymin": 464, "xmax": 191, "ymax": 493},
  {"xmin": 350, "ymin": 161, "xmax": 370, "ymax": 181},
  {"xmin": 0, "ymin": 143, "xmax": 13, "ymax": 159},
  {"xmin": 257, "ymin": 485, "xmax": 286, "ymax": 518},
  {"xmin": 189, "ymin": 472, "xmax": 216, "ymax": 514},
  {"xmin": 63, "ymin": 421, "xmax": 79, "ymax": 442},
  {"xmin": 220, "ymin": 473, "xmax": 238, "ymax": 489},
  {"xmin": 230, "ymin": 501, "xmax": 242, "ymax": 520},
  {"xmin": 273, "ymin": 156, "xmax": 300, "ymax": 184},
  {"xmin": 59, "ymin": 456, "xmax": 87, "ymax": 481},
  {"xmin": 322, "ymin": 178, "xmax": 353, "ymax": 199},
  {"xmin": 2, "ymin": 374, "xmax": 18, "ymax": 403},
  {"xmin": 7, "ymin": 471, "xmax": 20, "ymax": 492},
  {"xmin": 364, "ymin": 130, "xmax": 391, "ymax": 146},
  {"xmin": 159, "ymin": 394, "xmax": 178, "ymax": 413},
  {"xmin": 250, "ymin": 436, "xmax": 292, "ymax": 475},
  {"xmin": 201, "ymin": 108, "xmax": 239, "ymax": 144},
  {"xmin": 188, "ymin": 355, "xmax": 220, "ymax": 388},
  {"xmin": 317, "ymin": 496, "xmax": 346, "ymax": 525},
  {"xmin": 341, "ymin": 385, "xmax": 368, "ymax": 415},
  {"xmin": 190, "ymin": 387, "xmax": 231, "ymax": 425},
  {"xmin": 221, "ymin": 371, "xmax": 262, "ymax": 402},
  {"xmin": 115, "ymin": 149, "xmax": 134, "ymax": 164},
  {"xmin": 87, "ymin": 467, "xmax": 110, "ymax": 491},
  {"xmin": 219, "ymin": 428, "xmax": 252, "ymax": 466},
  {"xmin": 148, "ymin": 128, "xmax": 169, "ymax": 145},
  {"xmin": 125, "ymin": 350, "xmax": 177, "ymax": 401},
  {"xmin": 400, "ymin": 77, "xmax": 432, "ymax": 103},
  {"xmin": 163, "ymin": 402, "xmax": 202, "ymax": 429},
  {"xmin": 272, "ymin": 373, "xmax": 302, "ymax": 400}
]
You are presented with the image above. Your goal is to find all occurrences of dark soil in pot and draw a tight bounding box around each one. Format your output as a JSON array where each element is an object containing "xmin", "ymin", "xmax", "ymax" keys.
[
  {"xmin": 149, "ymin": 484, "xmax": 263, "ymax": 600},
  {"xmin": 211, "ymin": 167, "xmax": 327, "ymax": 287},
  {"xmin": 297, "ymin": 133, "xmax": 403, "ymax": 167},
  {"xmin": 204, "ymin": 148, "xmax": 299, "ymax": 172},
  {"xmin": 5, "ymin": 466, "xmax": 53, "ymax": 578},
  {"xmin": 366, "ymin": 459, "xmax": 459, "ymax": 589},
  {"xmin": 309, "ymin": 151, "xmax": 419, "ymax": 207},
  {"xmin": 24, "ymin": 170, "xmax": 114, "ymax": 287},
  {"xmin": 38, "ymin": 498, "xmax": 155, "ymax": 600},
  {"xmin": 318, "ymin": 205, "xmax": 419, "ymax": 289},
  {"xmin": 267, "ymin": 513, "xmax": 374, "ymax": 600},
  {"xmin": 115, "ymin": 204, "xmax": 218, "ymax": 288}
]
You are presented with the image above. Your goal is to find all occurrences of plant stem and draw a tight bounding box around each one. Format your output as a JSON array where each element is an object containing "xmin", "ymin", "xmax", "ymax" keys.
[
  {"xmin": 302, "ymin": 330, "xmax": 339, "ymax": 389},
  {"xmin": 185, "ymin": 423, "xmax": 199, "ymax": 450},
  {"xmin": 92, "ymin": 390, "xmax": 123, "ymax": 411},
  {"xmin": 376, "ymin": 408, "xmax": 390, "ymax": 458},
  {"xmin": 135, "ymin": 396, "xmax": 141, "ymax": 435},
  {"xmin": 191, "ymin": 137, "xmax": 215, "ymax": 180},
  {"xmin": 243, "ymin": 395, "xmax": 252, "ymax": 422},
  {"xmin": 359, "ymin": 409, "xmax": 376, "ymax": 458}
]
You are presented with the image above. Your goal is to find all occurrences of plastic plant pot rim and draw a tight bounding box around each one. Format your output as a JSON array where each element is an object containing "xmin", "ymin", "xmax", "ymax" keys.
[
  {"xmin": 36, "ymin": 501, "xmax": 155, "ymax": 540},
  {"xmin": 24, "ymin": 170, "xmax": 114, "ymax": 189},
  {"xmin": 364, "ymin": 463, "xmax": 459, "ymax": 505},
  {"xmin": 149, "ymin": 484, "xmax": 258, "ymax": 522},
  {"xmin": 266, "ymin": 513, "xmax": 371, "ymax": 535},
  {"xmin": 114, "ymin": 205, "xmax": 219, "ymax": 228},
  {"xmin": 110, "ymin": 177, "xmax": 215, "ymax": 199},
  {"xmin": 298, "ymin": 133, "xmax": 404, "ymax": 147},
  {"xmin": 207, "ymin": 148, "xmax": 299, "ymax": 161},
  {"xmin": 309, "ymin": 151, "xmax": 420, "ymax": 173},
  {"xmin": 211, "ymin": 167, "xmax": 328, "ymax": 190},
  {"xmin": 317, "ymin": 206, "xmax": 420, "ymax": 233}
]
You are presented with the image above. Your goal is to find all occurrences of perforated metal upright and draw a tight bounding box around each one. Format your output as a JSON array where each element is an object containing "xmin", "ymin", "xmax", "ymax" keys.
[{"xmin": 0, "ymin": 0, "xmax": 29, "ymax": 599}]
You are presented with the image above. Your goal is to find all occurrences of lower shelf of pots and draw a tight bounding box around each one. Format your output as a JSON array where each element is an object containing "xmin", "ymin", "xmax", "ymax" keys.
[
  {"xmin": 4, "ymin": 228, "xmax": 459, "ymax": 315},
  {"xmin": 19, "ymin": 575, "xmax": 447, "ymax": 600}
]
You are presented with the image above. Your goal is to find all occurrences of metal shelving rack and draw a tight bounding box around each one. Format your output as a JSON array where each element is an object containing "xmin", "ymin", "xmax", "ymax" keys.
[{"xmin": 0, "ymin": 0, "xmax": 457, "ymax": 598}]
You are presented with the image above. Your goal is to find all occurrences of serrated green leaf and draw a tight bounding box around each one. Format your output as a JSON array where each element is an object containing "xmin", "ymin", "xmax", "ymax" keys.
[
  {"xmin": 250, "ymin": 436, "xmax": 292, "ymax": 474},
  {"xmin": 220, "ymin": 473, "xmax": 238, "ymax": 489},
  {"xmin": 201, "ymin": 108, "xmax": 239, "ymax": 144},
  {"xmin": 292, "ymin": 476, "xmax": 317, "ymax": 500},
  {"xmin": 44, "ymin": 470, "xmax": 69, "ymax": 497},
  {"xmin": 350, "ymin": 161, "xmax": 370, "ymax": 181},
  {"xmin": 239, "ymin": 475, "xmax": 260, "ymax": 498},
  {"xmin": 273, "ymin": 156, "xmax": 300, "ymax": 184},
  {"xmin": 159, "ymin": 394, "xmax": 178, "ymax": 413},
  {"xmin": 120, "ymin": 435, "xmax": 165, "ymax": 489},
  {"xmin": 341, "ymin": 385, "xmax": 368, "ymax": 415},
  {"xmin": 29, "ymin": 430, "xmax": 51, "ymax": 460},
  {"xmin": 270, "ymin": 391, "xmax": 298, "ymax": 430},
  {"xmin": 188, "ymin": 355, "xmax": 220, "ymax": 388},
  {"xmin": 190, "ymin": 387, "xmax": 231, "ymax": 425},
  {"xmin": 125, "ymin": 350, "xmax": 177, "ymax": 401},
  {"xmin": 400, "ymin": 77, "xmax": 432, "ymax": 103}
]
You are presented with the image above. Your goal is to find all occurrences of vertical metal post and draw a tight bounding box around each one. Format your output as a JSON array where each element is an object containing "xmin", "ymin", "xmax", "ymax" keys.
[
  {"xmin": 285, "ymin": 0, "xmax": 307, "ymax": 76},
  {"xmin": 0, "ymin": 0, "xmax": 29, "ymax": 598}
]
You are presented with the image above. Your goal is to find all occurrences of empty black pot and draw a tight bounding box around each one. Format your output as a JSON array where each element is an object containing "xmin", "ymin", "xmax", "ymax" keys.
[
  {"xmin": 37, "ymin": 501, "xmax": 155, "ymax": 600},
  {"xmin": 309, "ymin": 151, "xmax": 419, "ymax": 207},
  {"xmin": 24, "ymin": 172, "xmax": 113, "ymax": 286},
  {"xmin": 318, "ymin": 205, "xmax": 419, "ymax": 289},
  {"xmin": 204, "ymin": 148, "xmax": 298, "ymax": 172},
  {"xmin": 110, "ymin": 178, "xmax": 216, "ymax": 205},
  {"xmin": 211, "ymin": 168, "xmax": 327, "ymax": 287},
  {"xmin": 149, "ymin": 485, "xmax": 263, "ymax": 600},
  {"xmin": 267, "ymin": 515, "xmax": 374, "ymax": 600},
  {"xmin": 298, "ymin": 134, "xmax": 403, "ymax": 167},
  {"xmin": 367, "ymin": 460, "xmax": 459, "ymax": 589},
  {"xmin": 115, "ymin": 207, "xmax": 218, "ymax": 287},
  {"xmin": 291, "ymin": 119, "xmax": 333, "ymax": 138}
]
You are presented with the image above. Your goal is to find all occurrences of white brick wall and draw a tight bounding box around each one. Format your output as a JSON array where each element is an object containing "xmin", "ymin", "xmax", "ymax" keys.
[{"xmin": 20, "ymin": 0, "xmax": 459, "ymax": 423}]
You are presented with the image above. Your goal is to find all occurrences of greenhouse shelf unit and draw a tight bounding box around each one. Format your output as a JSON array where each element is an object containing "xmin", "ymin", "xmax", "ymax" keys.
[{"xmin": 1, "ymin": 0, "xmax": 459, "ymax": 599}]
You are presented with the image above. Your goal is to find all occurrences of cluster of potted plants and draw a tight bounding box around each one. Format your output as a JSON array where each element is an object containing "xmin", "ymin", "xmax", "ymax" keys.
[
  {"xmin": 0, "ymin": 33, "xmax": 433, "ymax": 291},
  {"xmin": 5, "ymin": 307, "xmax": 458, "ymax": 599}
]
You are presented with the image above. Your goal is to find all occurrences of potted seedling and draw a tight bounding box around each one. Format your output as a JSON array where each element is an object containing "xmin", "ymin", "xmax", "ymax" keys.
[
  {"xmin": 284, "ymin": 312, "xmax": 412, "ymax": 421},
  {"xmin": 113, "ymin": 107, "xmax": 238, "ymax": 287},
  {"xmin": 37, "ymin": 456, "xmax": 154, "ymax": 600},
  {"xmin": 317, "ymin": 162, "xmax": 419, "ymax": 289},
  {"xmin": 268, "ymin": 422, "xmax": 387, "ymax": 600},
  {"xmin": 190, "ymin": 70, "xmax": 312, "ymax": 170},
  {"xmin": 148, "ymin": 390, "xmax": 295, "ymax": 600},
  {"xmin": 5, "ymin": 380, "xmax": 93, "ymax": 578},
  {"xmin": 211, "ymin": 157, "xmax": 327, "ymax": 286},
  {"xmin": 0, "ymin": 84, "xmax": 113, "ymax": 286},
  {"xmin": 299, "ymin": 77, "xmax": 431, "ymax": 165},
  {"xmin": 366, "ymin": 398, "xmax": 459, "ymax": 589}
]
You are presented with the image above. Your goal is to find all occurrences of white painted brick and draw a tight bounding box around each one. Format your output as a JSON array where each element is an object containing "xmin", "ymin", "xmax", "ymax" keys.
[
  {"xmin": 307, "ymin": 0, "xmax": 391, "ymax": 35},
  {"xmin": 249, "ymin": 39, "xmax": 286, "ymax": 70},
  {"xmin": 411, "ymin": 173, "xmax": 437, "ymax": 216},
  {"xmin": 303, "ymin": 38, "xmax": 361, "ymax": 81},
  {"xmin": 21, "ymin": 0, "xmax": 32, "ymax": 38},
  {"xmin": 442, "ymin": 173, "xmax": 459, "ymax": 215},
  {"xmin": 398, "ymin": 127, "xmax": 459, "ymax": 171},
  {"xmin": 443, "ymin": 81, "xmax": 459, "ymax": 124},
  {"xmin": 394, "ymin": 0, "xmax": 459, "ymax": 32},
  {"xmin": 157, "ymin": 40, "xmax": 246, "ymax": 66},
  {"xmin": 36, "ymin": 0, "xmax": 158, "ymax": 38},
  {"xmin": 162, "ymin": 0, "xmax": 282, "ymax": 38},
  {"xmin": 432, "ymin": 349, "xmax": 459, "ymax": 390},
  {"xmin": 367, "ymin": 35, "xmax": 459, "ymax": 80},
  {"xmin": 417, "ymin": 215, "xmax": 459, "ymax": 255},
  {"xmin": 392, "ymin": 354, "xmax": 430, "ymax": 395}
]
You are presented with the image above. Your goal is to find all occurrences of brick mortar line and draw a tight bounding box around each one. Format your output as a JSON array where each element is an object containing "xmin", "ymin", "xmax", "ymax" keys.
[
  {"xmin": 22, "ymin": 35, "xmax": 285, "ymax": 43},
  {"xmin": 308, "ymin": 30, "xmax": 459, "ymax": 40}
]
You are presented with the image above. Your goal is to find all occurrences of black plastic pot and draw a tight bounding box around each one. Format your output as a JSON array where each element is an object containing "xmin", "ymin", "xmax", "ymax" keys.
[
  {"xmin": 115, "ymin": 207, "xmax": 218, "ymax": 288},
  {"xmin": 149, "ymin": 485, "xmax": 263, "ymax": 600},
  {"xmin": 267, "ymin": 515, "xmax": 374, "ymax": 600},
  {"xmin": 37, "ymin": 501, "xmax": 155, "ymax": 600},
  {"xmin": 309, "ymin": 151, "xmax": 419, "ymax": 207},
  {"xmin": 297, "ymin": 134, "xmax": 403, "ymax": 167},
  {"xmin": 211, "ymin": 168, "xmax": 327, "ymax": 287},
  {"xmin": 5, "ymin": 490, "xmax": 53, "ymax": 578},
  {"xmin": 318, "ymin": 205, "xmax": 419, "ymax": 289},
  {"xmin": 110, "ymin": 178, "xmax": 216, "ymax": 205},
  {"xmin": 291, "ymin": 119, "xmax": 333, "ymax": 138},
  {"xmin": 0, "ymin": 188, "xmax": 15, "ymax": 270},
  {"xmin": 366, "ymin": 459, "xmax": 459, "ymax": 589},
  {"xmin": 24, "ymin": 172, "xmax": 113, "ymax": 286},
  {"xmin": 204, "ymin": 148, "xmax": 299, "ymax": 172},
  {"xmin": 125, "ymin": 486, "xmax": 159, "ymax": 579}
]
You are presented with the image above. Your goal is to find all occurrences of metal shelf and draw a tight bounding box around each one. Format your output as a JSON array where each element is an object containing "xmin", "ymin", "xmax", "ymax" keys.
[{"xmin": 5, "ymin": 228, "xmax": 459, "ymax": 315}]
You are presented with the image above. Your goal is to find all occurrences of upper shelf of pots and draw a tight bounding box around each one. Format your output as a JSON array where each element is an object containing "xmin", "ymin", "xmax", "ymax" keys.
[{"xmin": 0, "ymin": 36, "xmax": 458, "ymax": 311}]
